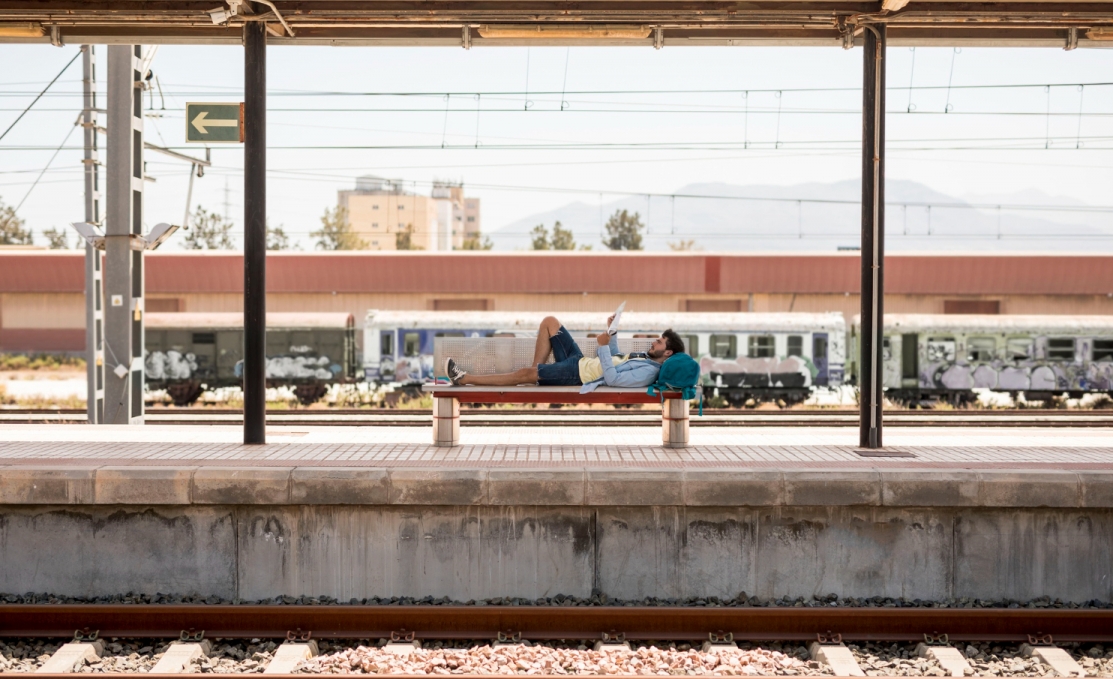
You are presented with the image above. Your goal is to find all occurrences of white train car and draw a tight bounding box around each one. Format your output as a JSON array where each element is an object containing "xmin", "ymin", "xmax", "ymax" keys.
[
  {"xmin": 851, "ymin": 314, "xmax": 1113, "ymax": 405},
  {"xmin": 364, "ymin": 310, "xmax": 845, "ymax": 406}
]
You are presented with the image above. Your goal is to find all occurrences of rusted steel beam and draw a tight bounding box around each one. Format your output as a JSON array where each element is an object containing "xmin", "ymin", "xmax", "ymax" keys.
[{"xmin": 2, "ymin": 605, "xmax": 1112, "ymax": 642}]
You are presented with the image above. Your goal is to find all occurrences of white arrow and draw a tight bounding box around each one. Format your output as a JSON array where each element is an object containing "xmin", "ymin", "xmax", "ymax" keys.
[{"xmin": 191, "ymin": 110, "xmax": 238, "ymax": 135}]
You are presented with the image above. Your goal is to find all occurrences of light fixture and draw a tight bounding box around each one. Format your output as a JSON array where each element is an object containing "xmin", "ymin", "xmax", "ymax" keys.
[
  {"xmin": 0, "ymin": 22, "xmax": 45, "ymax": 37},
  {"xmin": 1086, "ymin": 28, "xmax": 1113, "ymax": 40},
  {"xmin": 476, "ymin": 24, "xmax": 652, "ymax": 40},
  {"xmin": 70, "ymin": 222, "xmax": 180, "ymax": 251},
  {"xmin": 881, "ymin": 0, "xmax": 911, "ymax": 11}
]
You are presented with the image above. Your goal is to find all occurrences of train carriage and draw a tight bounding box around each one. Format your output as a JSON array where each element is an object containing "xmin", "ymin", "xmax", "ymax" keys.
[
  {"xmin": 850, "ymin": 314, "xmax": 1113, "ymax": 406},
  {"xmin": 364, "ymin": 310, "xmax": 846, "ymax": 406},
  {"xmin": 146, "ymin": 312, "xmax": 357, "ymax": 405}
]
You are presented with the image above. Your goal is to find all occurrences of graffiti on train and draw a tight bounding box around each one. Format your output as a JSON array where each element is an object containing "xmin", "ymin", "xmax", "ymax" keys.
[
  {"xmin": 699, "ymin": 355, "xmax": 816, "ymax": 388},
  {"xmin": 920, "ymin": 360, "xmax": 1113, "ymax": 391},
  {"xmin": 234, "ymin": 355, "xmax": 342, "ymax": 380},
  {"xmin": 145, "ymin": 350, "xmax": 199, "ymax": 380}
]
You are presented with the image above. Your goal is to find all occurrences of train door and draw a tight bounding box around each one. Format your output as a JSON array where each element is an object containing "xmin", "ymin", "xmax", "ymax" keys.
[
  {"xmin": 812, "ymin": 333, "xmax": 829, "ymax": 386},
  {"xmin": 901, "ymin": 333, "xmax": 919, "ymax": 388},
  {"xmin": 376, "ymin": 330, "xmax": 396, "ymax": 381}
]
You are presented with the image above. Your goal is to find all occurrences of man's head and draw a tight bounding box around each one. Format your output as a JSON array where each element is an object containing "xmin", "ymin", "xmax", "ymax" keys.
[{"xmin": 649, "ymin": 328, "xmax": 686, "ymax": 362}]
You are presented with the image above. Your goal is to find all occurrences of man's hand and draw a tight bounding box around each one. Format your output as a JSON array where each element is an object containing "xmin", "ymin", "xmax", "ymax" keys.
[{"xmin": 596, "ymin": 333, "xmax": 610, "ymax": 347}]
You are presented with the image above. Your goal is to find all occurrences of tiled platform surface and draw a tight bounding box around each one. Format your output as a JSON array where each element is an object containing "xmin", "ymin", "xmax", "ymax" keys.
[
  {"xmin": 1, "ymin": 424, "xmax": 1112, "ymax": 507},
  {"xmin": 0, "ymin": 424, "xmax": 1111, "ymax": 469}
]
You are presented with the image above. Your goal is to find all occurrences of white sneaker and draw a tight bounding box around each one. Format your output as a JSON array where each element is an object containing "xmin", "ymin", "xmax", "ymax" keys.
[{"xmin": 445, "ymin": 358, "xmax": 467, "ymax": 386}]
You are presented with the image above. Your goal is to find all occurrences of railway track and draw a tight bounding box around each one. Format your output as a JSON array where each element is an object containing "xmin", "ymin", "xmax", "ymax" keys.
[
  {"xmin": 2, "ymin": 604, "xmax": 1112, "ymax": 677},
  {"xmin": 2, "ymin": 408, "xmax": 1111, "ymax": 427}
]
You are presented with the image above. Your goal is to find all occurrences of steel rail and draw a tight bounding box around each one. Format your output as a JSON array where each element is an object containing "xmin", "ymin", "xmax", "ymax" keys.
[{"xmin": 1, "ymin": 605, "xmax": 1112, "ymax": 643}]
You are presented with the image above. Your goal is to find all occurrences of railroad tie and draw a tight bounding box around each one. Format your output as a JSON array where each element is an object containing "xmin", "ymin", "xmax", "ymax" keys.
[
  {"xmin": 809, "ymin": 642, "xmax": 865, "ymax": 677},
  {"xmin": 149, "ymin": 640, "xmax": 212, "ymax": 674},
  {"xmin": 915, "ymin": 643, "xmax": 974, "ymax": 677},
  {"xmin": 383, "ymin": 641, "xmax": 421, "ymax": 656},
  {"xmin": 35, "ymin": 640, "xmax": 104, "ymax": 674},
  {"xmin": 594, "ymin": 640, "xmax": 633, "ymax": 653},
  {"xmin": 1021, "ymin": 643, "xmax": 1086, "ymax": 677},
  {"xmin": 264, "ymin": 640, "xmax": 319, "ymax": 674}
]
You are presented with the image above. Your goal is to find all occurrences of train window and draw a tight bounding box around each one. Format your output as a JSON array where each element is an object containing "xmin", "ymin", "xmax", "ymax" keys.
[
  {"xmin": 926, "ymin": 337, "xmax": 956, "ymax": 362},
  {"xmin": 1048, "ymin": 338, "xmax": 1076, "ymax": 361},
  {"xmin": 633, "ymin": 333, "xmax": 656, "ymax": 338},
  {"xmin": 435, "ymin": 332, "xmax": 465, "ymax": 338},
  {"xmin": 787, "ymin": 336, "xmax": 803, "ymax": 357},
  {"xmin": 403, "ymin": 332, "xmax": 421, "ymax": 357},
  {"xmin": 748, "ymin": 335, "xmax": 775, "ymax": 358},
  {"xmin": 1006, "ymin": 338, "xmax": 1033, "ymax": 361},
  {"xmin": 966, "ymin": 337, "xmax": 995, "ymax": 362},
  {"xmin": 192, "ymin": 332, "xmax": 215, "ymax": 344},
  {"xmin": 683, "ymin": 335, "xmax": 699, "ymax": 355},
  {"xmin": 380, "ymin": 332, "xmax": 394, "ymax": 356},
  {"xmin": 709, "ymin": 335, "xmax": 736, "ymax": 359},
  {"xmin": 1095, "ymin": 340, "xmax": 1113, "ymax": 362}
]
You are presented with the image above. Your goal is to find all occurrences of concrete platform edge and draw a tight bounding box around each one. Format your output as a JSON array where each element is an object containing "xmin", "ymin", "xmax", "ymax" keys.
[{"xmin": 0, "ymin": 466, "xmax": 1110, "ymax": 508}]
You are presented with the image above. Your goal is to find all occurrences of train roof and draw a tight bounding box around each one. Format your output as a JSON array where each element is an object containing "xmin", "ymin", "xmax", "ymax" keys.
[
  {"xmin": 853, "ymin": 314, "xmax": 1113, "ymax": 334},
  {"xmin": 365, "ymin": 310, "xmax": 845, "ymax": 333},
  {"xmin": 146, "ymin": 312, "xmax": 354, "ymax": 329}
]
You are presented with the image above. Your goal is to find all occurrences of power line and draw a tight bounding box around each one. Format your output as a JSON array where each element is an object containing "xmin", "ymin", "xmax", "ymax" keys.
[{"xmin": 0, "ymin": 49, "xmax": 80, "ymax": 143}]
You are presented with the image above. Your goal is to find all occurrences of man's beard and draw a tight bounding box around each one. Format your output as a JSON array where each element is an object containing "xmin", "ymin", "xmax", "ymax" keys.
[{"xmin": 648, "ymin": 347, "xmax": 665, "ymax": 360}]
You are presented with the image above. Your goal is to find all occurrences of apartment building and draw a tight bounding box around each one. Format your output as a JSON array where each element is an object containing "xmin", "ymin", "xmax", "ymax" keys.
[{"xmin": 338, "ymin": 176, "xmax": 481, "ymax": 251}]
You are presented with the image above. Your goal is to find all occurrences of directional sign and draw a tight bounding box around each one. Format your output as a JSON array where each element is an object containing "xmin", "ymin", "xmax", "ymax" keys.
[{"xmin": 185, "ymin": 102, "xmax": 244, "ymax": 143}]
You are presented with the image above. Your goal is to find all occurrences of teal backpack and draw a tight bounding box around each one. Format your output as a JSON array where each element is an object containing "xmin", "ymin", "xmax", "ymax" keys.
[{"xmin": 646, "ymin": 352, "xmax": 703, "ymax": 415}]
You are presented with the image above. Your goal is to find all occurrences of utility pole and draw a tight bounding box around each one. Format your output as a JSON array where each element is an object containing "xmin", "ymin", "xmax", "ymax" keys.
[
  {"xmin": 859, "ymin": 25, "xmax": 886, "ymax": 449},
  {"xmin": 104, "ymin": 45, "xmax": 146, "ymax": 424},
  {"xmin": 243, "ymin": 22, "xmax": 267, "ymax": 444},
  {"xmin": 81, "ymin": 45, "xmax": 105, "ymax": 424}
]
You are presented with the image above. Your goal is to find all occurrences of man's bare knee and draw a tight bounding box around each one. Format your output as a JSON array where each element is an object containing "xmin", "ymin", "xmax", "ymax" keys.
[{"xmin": 540, "ymin": 316, "xmax": 561, "ymax": 335}]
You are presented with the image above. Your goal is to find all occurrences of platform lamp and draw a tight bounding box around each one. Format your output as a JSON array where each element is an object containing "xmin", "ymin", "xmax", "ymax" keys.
[{"xmin": 70, "ymin": 221, "xmax": 180, "ymax": 423}]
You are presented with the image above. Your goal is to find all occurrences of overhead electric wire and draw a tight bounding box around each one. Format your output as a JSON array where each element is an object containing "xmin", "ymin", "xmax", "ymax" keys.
[{"xmin": 0, "ymin": 50, "xmax": 80, "ymax": 143}]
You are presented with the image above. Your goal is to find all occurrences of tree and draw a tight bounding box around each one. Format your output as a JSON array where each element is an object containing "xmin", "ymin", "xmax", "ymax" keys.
[
  {"xmin": 551, "ymin": 221, "xmax": 577, "ymax": 250},
  {"xmin": 668, "ymin": 239, "xmax": 698, "ymax": 251},
  {"xmin": 459, "ymin": 235, "xmax": 493, "ymax": 250},
  {"xmin": 395, "ymin": 223, "xmax": 423, "ymax": 251},
  {"xmin": 531, "ymin": 221, "xmax": 579, "ymax": 251},
  {"xmin": 311, "ymin": 206, "xmax": 366, "ymax": 251},
  {"xmin": 530, "ymin": 224, "xmax": 550, "ymax": 250},
  {"xmin": 0, "ymin": 197, "xmax": 32, "ymax": 246},
  {"xmin": 42, "ymin": 226, "xmax": 73, "ymax": 249},
  {"xmin": 603, "ymin": 209, "xmax": 644, "ymax": 251},
  {"xmin": 266, "ymin": 221, "xmax": 294, "ymax": 251},
  {"xmin": 183, "ymin": 205, "xmax": 235, "ymax": 250}
]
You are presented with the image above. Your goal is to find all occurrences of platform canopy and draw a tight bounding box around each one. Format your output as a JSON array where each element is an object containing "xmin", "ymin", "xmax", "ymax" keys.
[{"xmin": 0, "ymin": 1, "xmax": 1111, "ymax": 48}]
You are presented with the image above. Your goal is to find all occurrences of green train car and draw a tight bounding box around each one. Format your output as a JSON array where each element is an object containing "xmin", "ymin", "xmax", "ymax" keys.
[{"xmin": 145, "ymin": 312, "xmax": 357, "ymax": 405}]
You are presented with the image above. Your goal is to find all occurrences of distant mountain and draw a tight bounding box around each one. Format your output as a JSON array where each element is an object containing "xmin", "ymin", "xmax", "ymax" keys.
[{"xmin": 489, "ymin": 180, "xmax": 1113, "ymax": 252}]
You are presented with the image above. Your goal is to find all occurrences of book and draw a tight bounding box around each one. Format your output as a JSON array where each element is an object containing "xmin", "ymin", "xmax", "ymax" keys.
[{"xmin": 608, "ymin": 301, "xmax": 626, "ymax": 335}]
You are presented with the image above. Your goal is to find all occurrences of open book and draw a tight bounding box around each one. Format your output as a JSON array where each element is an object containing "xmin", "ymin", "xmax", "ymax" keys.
[{"xmin": 608, "ymin": 301, "xmax": 626, "ymax": 335}]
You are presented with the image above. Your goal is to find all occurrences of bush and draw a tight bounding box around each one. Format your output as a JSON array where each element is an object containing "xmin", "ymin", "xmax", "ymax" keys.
[{"xmin": 0, "ymin": 353, "xmax": 85, "ymax": 371}]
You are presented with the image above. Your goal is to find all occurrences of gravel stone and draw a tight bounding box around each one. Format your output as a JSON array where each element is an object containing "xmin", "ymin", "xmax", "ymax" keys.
[{"xmin": 1, "ymin": 592, "xmax": 1110, "ymax": 609}]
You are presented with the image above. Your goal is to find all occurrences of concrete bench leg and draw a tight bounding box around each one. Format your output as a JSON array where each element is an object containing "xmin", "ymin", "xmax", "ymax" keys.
[
  {"xmin": 433, "ymin": 396, "xmax": 460, "ymax": 447},
  {"xmin": 662, "ymin": 398, "xmax": 689, "ymax": 448}
]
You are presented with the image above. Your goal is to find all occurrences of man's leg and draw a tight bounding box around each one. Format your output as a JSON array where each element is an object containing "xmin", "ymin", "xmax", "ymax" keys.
[
  {"xmin": 460, "ymin": 366, "xmax": 538, "ymax": 386},
  {"xmin": 532, "ymin": 316, "xmax": 562, "ymax": 366}
]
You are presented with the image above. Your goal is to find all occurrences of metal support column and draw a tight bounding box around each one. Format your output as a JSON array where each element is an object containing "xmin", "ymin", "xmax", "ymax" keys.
[
  {"xmin": 104, "ymin": 45, "xmax": 145, "ymax": 425},
  {"xmin": 859, "ymin": 25, "xmax": 886, "ymax": 449},
  {"xmin": 81, "ymin": 45, "xmax": 105, "ymax": 424},
  {"xmin": 243, "ymin": 22, "xmax": 267, "ymax": 444}
]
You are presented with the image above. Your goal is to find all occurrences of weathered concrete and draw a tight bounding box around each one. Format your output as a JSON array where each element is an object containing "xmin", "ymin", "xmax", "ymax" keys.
[
  {"xmin": 916, "ymin": 644, "xmax": 973, "ymax": 678},
  {"xmin": 2, "ymin": 466, "xmax": 1113, "ymax": 602},
  {"xmin": 0, "ymin": 467, "xmax": 1111, "ymax": 508}
]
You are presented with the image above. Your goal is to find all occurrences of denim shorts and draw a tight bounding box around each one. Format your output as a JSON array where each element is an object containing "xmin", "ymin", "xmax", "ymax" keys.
[{"xmin": 536, "ymin": 325, "xmax": 583, "ymax": 386}]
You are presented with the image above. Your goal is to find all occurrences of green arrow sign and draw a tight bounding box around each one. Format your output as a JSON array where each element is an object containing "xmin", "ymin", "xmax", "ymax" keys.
[{"xmin": 185, "ymin": 102, "xmax": 243, "ymax": 143}]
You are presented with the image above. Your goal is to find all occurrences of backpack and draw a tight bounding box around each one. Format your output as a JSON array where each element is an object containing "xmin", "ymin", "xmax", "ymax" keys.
[{"xmin": 646, "ymin": 352, "xmax": 703, "ymax": 415}]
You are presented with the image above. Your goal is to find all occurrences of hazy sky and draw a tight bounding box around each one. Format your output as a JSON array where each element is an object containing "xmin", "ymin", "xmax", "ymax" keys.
[{"xmin": 1, "ymin": 43, "xmax": 1111, "ymax": 250}]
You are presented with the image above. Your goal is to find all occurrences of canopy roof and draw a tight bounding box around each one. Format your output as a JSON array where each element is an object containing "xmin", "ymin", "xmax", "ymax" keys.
[{"xmin": 1, "ymin": 1, "xmax": 1111, "ymax": 47}]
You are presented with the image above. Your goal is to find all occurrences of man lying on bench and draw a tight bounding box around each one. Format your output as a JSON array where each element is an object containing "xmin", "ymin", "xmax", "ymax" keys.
[{"xmin": 444, "ymin": 315, "xmax": 685, "ymax": 394}]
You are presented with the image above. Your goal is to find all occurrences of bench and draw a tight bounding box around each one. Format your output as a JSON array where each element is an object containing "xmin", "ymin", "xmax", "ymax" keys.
[{"xmin": 424, "ymin": 336, "xmax": 698, "ymax": 448}]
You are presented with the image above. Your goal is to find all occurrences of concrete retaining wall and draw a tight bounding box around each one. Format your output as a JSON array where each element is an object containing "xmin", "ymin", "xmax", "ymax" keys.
[{"xmin": 2, "ymin": 502, "xmax": 1111, "ymax": 602}]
